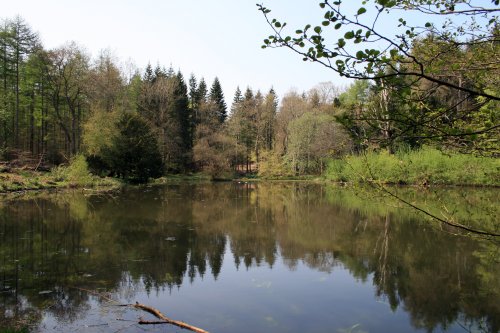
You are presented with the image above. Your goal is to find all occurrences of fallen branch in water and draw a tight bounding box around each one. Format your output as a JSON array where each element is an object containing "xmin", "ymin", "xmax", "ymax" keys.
[
  {"xmin": 71, "ymin": 287, "xmax": 209, "ymax": 333},
  {"xmin": 134, "ymin": 302, "xmax": 209, "ymax": 333}
]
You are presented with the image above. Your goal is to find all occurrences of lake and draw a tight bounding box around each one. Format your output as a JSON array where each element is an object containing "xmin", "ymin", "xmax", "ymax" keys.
[{"xmin": 0, "ymin": 182, "xmax": 499, "ymax": 333}]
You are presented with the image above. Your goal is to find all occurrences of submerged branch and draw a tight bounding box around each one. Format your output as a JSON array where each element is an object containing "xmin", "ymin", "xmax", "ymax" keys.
[
  {"xmin": 72, "ymin": 287, "xmax": 209, "ymax": 333},
  {"xmin": 134, "ymin": 302, "xmax": 209, "ymax": 333}
]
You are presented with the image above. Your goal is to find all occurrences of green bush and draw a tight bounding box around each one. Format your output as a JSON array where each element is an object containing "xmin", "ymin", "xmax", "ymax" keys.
[{"xmin": 51, "ymin": 154, "xmax": 93, "ymax": 186}]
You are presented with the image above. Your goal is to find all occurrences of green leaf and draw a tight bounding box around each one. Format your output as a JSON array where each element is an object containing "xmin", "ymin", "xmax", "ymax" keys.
[
  {"xmin": 357, "ymin": 7, "xmax": 366, "ymax": 15},
  {"xmin": 274, "ymin": 22, "xmax": 281, "ymax": 28},
  {"xmin": 335, "ymin": 23, "xmax": 342, "ymax": 30},
  {"xmin": 344, "ymin": 31, "xmax": 354, "ymax": 39},
  {"xmin": 356, "ymin": 50, "xmax": 364, "ymax": 59},
  {"xmin": 322, "ymin": 21, "xmax": 330, "ymax": 26},
  {"xmin": 314, "ymin": 26, "xmax": 322, "ymax": 34},
  {"xmin": 338, "ymin": 38, "xmax": 346, "ymax": 48}
]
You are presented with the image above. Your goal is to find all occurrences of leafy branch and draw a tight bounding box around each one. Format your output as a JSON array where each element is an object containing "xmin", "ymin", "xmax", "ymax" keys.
[{"xmin": 257, "ymin": 0, "xmax": 500, "ymax": 101}]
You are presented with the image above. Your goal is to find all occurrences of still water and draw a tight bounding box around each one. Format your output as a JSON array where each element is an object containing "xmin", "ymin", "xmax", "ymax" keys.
[{"xmin": 0, "ymin": 182, "xmax": 499, "ymax": 333}]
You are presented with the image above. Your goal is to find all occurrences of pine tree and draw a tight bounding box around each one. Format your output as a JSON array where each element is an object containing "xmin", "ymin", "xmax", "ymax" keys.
[{"xmin": 209, "ymin": 77, "xmax": 227, "ymax": 123}]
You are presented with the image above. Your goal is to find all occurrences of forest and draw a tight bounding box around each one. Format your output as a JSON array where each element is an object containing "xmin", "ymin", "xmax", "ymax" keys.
[{"xmin": 0, "ymin": 4, "xmax": 498, "ymax": 185}]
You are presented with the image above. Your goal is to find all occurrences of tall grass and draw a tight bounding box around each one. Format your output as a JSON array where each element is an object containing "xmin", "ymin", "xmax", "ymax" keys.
[{"xmin": 326, "ymin": 147, "xmax": 500, "ymax": 186}]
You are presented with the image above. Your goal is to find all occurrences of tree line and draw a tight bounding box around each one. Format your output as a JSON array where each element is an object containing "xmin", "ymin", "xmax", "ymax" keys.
[{"xmin": 1, "ymin": 12, "xmax": 498, "ymax": 182}]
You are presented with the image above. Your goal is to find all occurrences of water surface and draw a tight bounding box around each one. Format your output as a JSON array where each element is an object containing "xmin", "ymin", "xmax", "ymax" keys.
[{"xmin": 0, "ymin": 183, "xmax": 498, "ymax": 332}]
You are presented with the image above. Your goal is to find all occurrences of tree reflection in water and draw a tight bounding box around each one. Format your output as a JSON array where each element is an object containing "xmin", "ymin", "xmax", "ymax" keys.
[{"xmin": 0, "ymin": 183, "xmax": 498, "ymax": 332}]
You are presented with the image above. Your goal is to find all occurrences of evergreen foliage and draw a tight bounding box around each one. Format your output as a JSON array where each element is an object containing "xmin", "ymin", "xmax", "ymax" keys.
[
  {"xmin": 209, "ymin": 77, "xmax": 227, "ymax": 123},
  {"xmin": 107, "ymin": 112, "xmax": 163, "ymax": 183}
]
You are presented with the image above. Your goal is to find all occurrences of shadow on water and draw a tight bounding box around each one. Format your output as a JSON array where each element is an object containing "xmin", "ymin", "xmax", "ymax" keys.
[{"xmin": 0, "ymin": 183, "xmax": 498, "ymax": 332}]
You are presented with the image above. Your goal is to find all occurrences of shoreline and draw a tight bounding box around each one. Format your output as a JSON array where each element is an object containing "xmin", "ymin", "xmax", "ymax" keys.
[{"xmin": 1, "ymin": 170, "xmax": 498, "ymax": 197}]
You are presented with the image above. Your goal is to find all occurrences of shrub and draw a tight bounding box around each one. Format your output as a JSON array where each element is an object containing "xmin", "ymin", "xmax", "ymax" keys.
[
  {"xmin": 258, "ymin": 150, "xmax": 292, "ymax": 178},
  {"xmin": 51, "ymin": 154, "xmax": 93, "ymax": 186}
]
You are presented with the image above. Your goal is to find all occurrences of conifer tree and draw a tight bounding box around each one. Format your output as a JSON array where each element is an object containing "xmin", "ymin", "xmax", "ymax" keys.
[
  {"xmin": 176, "ymin": 70, "xmax": 192, "ymax": 167},
  {"xmin": 10, "ymin": 16, "xmax": 39, "ymax": 148},
  {"xmin": 143, "ymin": 63, "xmax": 154, "ymax": 84},
  {"xmin": 188, "ymin": 73, "xmax": 198, "ymax": 110},
  {"xmin": 231, "ymin": 86, "xmax": 243, "ymax": 114},
  {"xmin": 209, "ymin": 77, "xmax": 227, "ymax": 123},
  {"xmin": 197, "ymin": 77, "xmax": 207, "ymax": 105}
]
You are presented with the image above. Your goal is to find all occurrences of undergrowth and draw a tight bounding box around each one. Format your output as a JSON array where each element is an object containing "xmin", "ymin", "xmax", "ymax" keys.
[{"xmin": 326, "ymin": 147, "xmax": 500, "ymax": 186}]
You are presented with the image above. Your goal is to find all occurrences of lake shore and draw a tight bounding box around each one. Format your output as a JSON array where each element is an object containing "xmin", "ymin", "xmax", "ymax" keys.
[{"xmin": 2, "ymin": 167, "xmax": 499, "ymax": 196}]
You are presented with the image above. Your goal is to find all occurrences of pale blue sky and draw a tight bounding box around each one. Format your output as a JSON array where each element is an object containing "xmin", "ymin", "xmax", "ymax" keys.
[
  {"xmin": 2, "ymin": 0, "xmax": 354, "ymax": 104},
  {"xmin": 2, "ymin": 0, "xmax": 462, "ymax": 104}
]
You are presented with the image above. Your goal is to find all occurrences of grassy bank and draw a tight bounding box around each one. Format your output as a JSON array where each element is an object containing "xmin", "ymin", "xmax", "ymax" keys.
[
  {"xmin": 0, "ymin": 155, "xmax": 121, "ymax": 193},
  {"xmin": 326, "ymin": 147, "xmax": 500, "ymax": 186},
  {"xmin": 153, "ymin": 173, "xmax": 212, "ymax": 183}
]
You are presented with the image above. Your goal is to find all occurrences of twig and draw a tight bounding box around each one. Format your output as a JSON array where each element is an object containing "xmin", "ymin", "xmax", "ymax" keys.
[{"xmin": 34, "ymin": 153, "xmax": 44, "ymax": 171}]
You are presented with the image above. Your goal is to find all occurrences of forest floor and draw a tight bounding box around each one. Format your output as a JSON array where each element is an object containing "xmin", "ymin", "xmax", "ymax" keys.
[
  {"xmin": 0, "ymin": 167, "xmax": 121, "ymax": 193},
  {"xmin": 0, "ymin": 152, "xmax": 120, "ymax": 194}
]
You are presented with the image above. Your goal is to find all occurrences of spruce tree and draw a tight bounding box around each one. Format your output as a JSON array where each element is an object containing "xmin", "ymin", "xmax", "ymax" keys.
[
  {"xmin": 143, "ymin": 63, "xmax": 154, "ymax": 84},
  {"xmin": 231, "ymin": 86, "xmax": 243, "ymax": 114},
  {"xmin": 188, "ymin": 73, "xmax": 197, "ymax": 110},
  {"xmin": 244, "ymin": 87, "xmax": 254, "ymax": 102},
  {"xmin": 209, "ymin": 77, "xmax": 227, "ymax": 123},
  {"xmin": 108, "ymin": 112, "xmax": 163, "ymax": 183},
  {"xmin": 176, "ymin": 70, "xmax": 192, "ymax": 166},
  {"xmin": 197, "ymin": 77, "xmax": 207, "ymax": 105}
]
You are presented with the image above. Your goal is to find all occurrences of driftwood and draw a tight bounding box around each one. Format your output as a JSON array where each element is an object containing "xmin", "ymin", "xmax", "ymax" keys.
[
  {"xmin": 73, "ymin": 287, "xmax": 209, "ymax": 333},
  {"xmin": 134, "ymin": 302, "xmax": 209, "ymax": 333}
]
